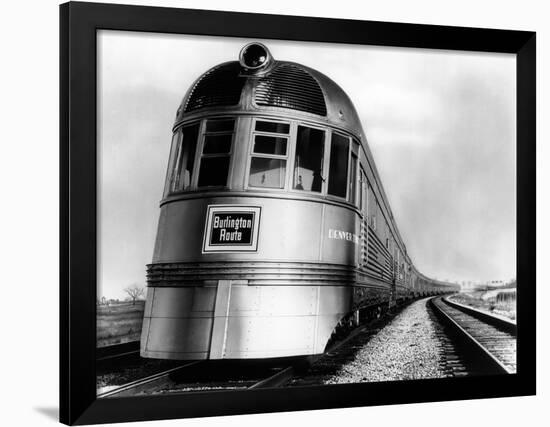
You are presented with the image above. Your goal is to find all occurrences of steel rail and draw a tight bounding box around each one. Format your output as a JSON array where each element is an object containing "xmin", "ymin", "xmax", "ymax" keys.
[
  {"xmin": 429, "ymin": 297, "xmax": 515, "ymax": 374},
  {"xmin": 444, "ymin": 296, "xmax": 517, "ymax": 335},
  {"xmin": 97, "ymin": 361, "xmax": 201, "ymax": 398},
  {"xmin": 248, "ymin": 366, "xmax": 296, "ymax": 389},
  {"xmin": 97, "ymin": 341, "xmax": 140, "ymax": 362}
]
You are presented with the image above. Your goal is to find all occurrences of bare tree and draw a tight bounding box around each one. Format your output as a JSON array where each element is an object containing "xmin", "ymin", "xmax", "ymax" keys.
[{"xmin": 124, "ymin": 284, "xmax": 145, "ymax": 305}]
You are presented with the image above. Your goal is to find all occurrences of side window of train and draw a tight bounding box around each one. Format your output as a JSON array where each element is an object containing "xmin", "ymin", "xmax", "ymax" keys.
[
  {"xmin": 197, "ymin": 119, "xmax": 235, "ymax": 187},
  {"xmin": 163, "ymin": 130, "xmax": 181, "ymax": 196},
  {"xmin": 349, "ymin": 152, "xmax": 358, "ymax": 205},
  {"xmin": 328, "ymin": 132, "xmax": 349, "ymax": 198},
  {"xmin": 376, "ymin": 201, "xmax": 384, "ymax": 238},
  {"xmin": 293, "ymin": 126, "xmax": 325, "ymax": 192},
  {"xmin": 166, "ymin": 123, "xmax": 200, "ymax": 195},
  {"xmin": 248, "ymin": 120, "xmax": 290, "ymax": 189},
  {"xmin": 360, "ymin": 168, "xmax": 368, "ymax": 214},
  {"xmin": 348, "ymin": 140, "xmax": 360, "ymax": 205},
  {"xmin": 368, "ymin": 183, "xmax": 376, "ymax": 230}
]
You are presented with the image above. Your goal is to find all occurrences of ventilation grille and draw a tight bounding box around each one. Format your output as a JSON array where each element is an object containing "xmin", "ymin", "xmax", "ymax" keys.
[
  {"xmin": 184, "ymin": 62, "xmax": 245, "ymax": 112},
  {"xmin": 255, "ymin": 65, "xmax": 327, "ymax": 116}
]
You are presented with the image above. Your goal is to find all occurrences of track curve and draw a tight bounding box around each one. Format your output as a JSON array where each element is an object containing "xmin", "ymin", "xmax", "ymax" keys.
[{"xmin": 430, "ymin": 296, "xmax": 516, "ymax": 374}]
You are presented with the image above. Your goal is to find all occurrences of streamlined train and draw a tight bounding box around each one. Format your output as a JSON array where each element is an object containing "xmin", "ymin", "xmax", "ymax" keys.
[{"xmin": 140, "ymin": 43, "xmax": 459, "ymax": 360}]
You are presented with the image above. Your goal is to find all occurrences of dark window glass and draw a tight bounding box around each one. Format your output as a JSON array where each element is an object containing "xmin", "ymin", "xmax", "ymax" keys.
[
  {"xmin": 169, "ymin": 124, "xmax": 199, "ymax": 193},
  {"xmin": 293, "ymin": 126, "xmax": 325, "ymax": 192},
  {"xmin": 203, "ymin": 134, "xmax": 232, "ymax": 154},
  {"xmin": 328, "ymin": 133, "xmax": 349, "ymax": 198},
  {"xmin": 249, "ymin": 158, "xmax": 286, "ymax": 188},
  {"xmin": 198, "ymin": 118, "xmax": 234, "ymax": 187},
  {"xmin": 164, "ymin": 132, "xmax": 181, "ymax": 196},
  {"xmin": 205, "ymin": 119, "xmax": 235, "ymax": 132},
  {"xmin": 255, "ymin": 120, "xmax": 290, "ymax": 134},
  {"xmin": 197, "ymin": 157, "xmax": 230, "ymax": 187},
  {"xmin": 253, "ymin": 135, "xmax": 287, "ymax": 155}
]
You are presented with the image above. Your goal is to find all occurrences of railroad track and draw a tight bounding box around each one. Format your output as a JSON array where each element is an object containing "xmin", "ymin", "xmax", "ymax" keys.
[
  {"xmin": 98, "ymin": 359, "xmax": 299, "ymax": 398},
  {"xmin": 98, "ymin": 362, "xmax": 201, "ymax": 398},
  {"xmin": 98, "ymin": 298, "xmax": 442, "ymax": 396},
  {"xmin": 98, "ymin": 304, "xmax": 397, "ymax": 397},
  {"xmin": 429, "ymin": 296, "xmax": 516, "ymax": 374},
  {"xmin": 97, "ymin": 341, "xmax": 140, "ymax": 363}
]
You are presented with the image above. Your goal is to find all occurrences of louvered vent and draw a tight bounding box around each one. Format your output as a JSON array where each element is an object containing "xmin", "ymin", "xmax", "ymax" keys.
[
  {"xmin": 255, "ymin": 64, "xmax": 327, "ymax": 116},
  {"xmin": 184, "ymin": 62, "xmax": 245, "ymax": 112}
]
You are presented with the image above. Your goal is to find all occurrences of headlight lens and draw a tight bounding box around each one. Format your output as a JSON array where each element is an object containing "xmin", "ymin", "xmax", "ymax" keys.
[{"xmin": 240, "ymin": 43, "xmax": 272, "ymax": 70}]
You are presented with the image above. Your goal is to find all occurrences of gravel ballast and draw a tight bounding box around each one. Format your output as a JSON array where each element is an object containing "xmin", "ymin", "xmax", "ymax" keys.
[{"xmin": 324, "ymin": 298, "xmax": 447, "ymax": 384}]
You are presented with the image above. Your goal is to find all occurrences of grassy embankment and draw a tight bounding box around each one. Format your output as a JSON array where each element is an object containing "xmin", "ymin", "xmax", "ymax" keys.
[
  {"xmin": 97, "ymin": 301, "xmax": 145, "ymax": 347},
  {"xmin": 452, "ymin": 289, "xmax": 516, "ymax": 321}
]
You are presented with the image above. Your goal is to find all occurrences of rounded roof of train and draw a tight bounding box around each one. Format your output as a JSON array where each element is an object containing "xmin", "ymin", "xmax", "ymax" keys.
[{"xmin": 174, "ymin": 43, "xmax": 364, "ymax": 138}]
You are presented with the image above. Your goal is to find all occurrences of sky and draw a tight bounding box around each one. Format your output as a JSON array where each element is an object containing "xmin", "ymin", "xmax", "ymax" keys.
[{"xmin": 98, "ymin": 30, "xmax": 516, "ymax": 299}]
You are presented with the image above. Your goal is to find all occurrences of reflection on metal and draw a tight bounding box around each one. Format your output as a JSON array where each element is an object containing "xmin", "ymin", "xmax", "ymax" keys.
[
  {"xmin": 239, "ymin": 42, "xmax": 274, "ymax": 71},
  {"xmin": 141, "ymin": 282, "xmax": 350, "ymax": 359}
]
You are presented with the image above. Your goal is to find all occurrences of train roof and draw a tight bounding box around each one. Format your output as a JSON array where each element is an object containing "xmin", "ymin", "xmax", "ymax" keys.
[{"xmin": 174, "ymin": 45, "xmax": 363, "ymax": 138}]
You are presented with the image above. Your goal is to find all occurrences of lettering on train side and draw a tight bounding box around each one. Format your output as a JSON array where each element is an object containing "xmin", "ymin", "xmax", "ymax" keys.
[{"xmin": 328, "ymin": 228, "xmax": 359, "ymax": 245}]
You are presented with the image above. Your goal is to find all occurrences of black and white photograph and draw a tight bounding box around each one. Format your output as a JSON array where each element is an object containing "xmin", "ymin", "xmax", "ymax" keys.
[
  {"xmin": 96, "ymin": 30, "xmax": 518, "ymax": 397},
  {"xmin": 3, "ymin": 0, "xmax": 545, "ymax": 426}
]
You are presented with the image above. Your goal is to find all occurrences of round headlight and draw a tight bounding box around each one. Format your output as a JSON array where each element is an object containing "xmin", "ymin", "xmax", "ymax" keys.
[{"xmin": 239, "ymin": 43, "xmax": 272, "ymax": 70}]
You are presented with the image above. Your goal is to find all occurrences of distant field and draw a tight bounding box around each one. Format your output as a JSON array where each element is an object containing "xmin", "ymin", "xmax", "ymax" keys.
[
  {"xmin": 452, "ymin": 290, "xmax": 516, "ymax": 321},
  {"xmin": 97, "ymin": 301, "xmax": 145, "ymax": 347}
]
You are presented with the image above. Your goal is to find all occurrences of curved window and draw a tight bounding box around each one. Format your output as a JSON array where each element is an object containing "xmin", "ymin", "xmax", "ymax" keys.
[
  {"xmin": 360, "ymin": 168, "xmax": 368, "ymax": 213},
  {"xmin": 163, "ymin": 131, "xmax": 181, "ymax": 196},
  {"xmin": 166, "ymin": 123, "xmax": 199, "ymax": 195},
  {"xmin": 293, "ymin": 126, "xmax": 325, "ymax": 192},
  {"xmin": 248, "ymin": 120, "xmax": 289, "ymax": 189},
  {"xmin": 349, "ymin": 152, "xmax": 358, "ymax": 204},
  {"xmin": 328, "ymin": 133, "xmax": 349, "ymax": 198},
  {"xmin": 368, "ymin": 183, "xmax": 377, "ymax": 229},
  {"xmin": 197, "ymin": 119, "xmax": 234, "ymax": 187}
]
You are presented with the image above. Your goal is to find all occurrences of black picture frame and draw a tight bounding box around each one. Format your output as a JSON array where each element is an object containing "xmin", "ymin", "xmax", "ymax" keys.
[{"xmin": 60, "ymin": 1, "xmax": 536, "ymax": 425}]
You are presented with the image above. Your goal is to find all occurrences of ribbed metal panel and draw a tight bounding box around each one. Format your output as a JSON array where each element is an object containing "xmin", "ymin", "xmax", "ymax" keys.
[
  {"xmin": 147, "ymin": 261, "xmax": 355, "ymax": 286},
  {"xmin": 184, "ymin": 62, "xmax": 245, "ymax": 112},
  {"xmin": 360, "ymin": 218, "xmax": 368, "ymax": 267},
  {"xmin": 255, "ymin": 64, "xmax": 327, "ymax": 116},
  {"xmin": 365, "ymin": 227, "xmax": 393, "ymax": 283}
]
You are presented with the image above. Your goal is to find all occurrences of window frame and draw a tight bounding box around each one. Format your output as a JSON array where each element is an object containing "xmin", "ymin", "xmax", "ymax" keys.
[
  {"xmin": 245, "ymin": 117, "xmax": 293, "ymax": 191},
  {"xmin": 360, "ymin": 167, "xmax": 369, "ymax": 216},
  {"xmin": 195, "ymin": 117, "xmax": 237, "ymax": 189},
  {"xmin": 289, "ymin": 123, "xmax": 328, "ymax": 195},
  {"xmin": 163, "ymin": 129, "xmax": 182, "ymax": 197},
  {"xmin": 326, "ymin": 131, "xmax": 351, "ymax": 201},
  {"xmin": 348, "ymin": 144, "xmax": 359, "ymax": 206},
  {"xmin": 368, "ymin": 182, "xmax": 377, "ymax": 230},
  {"xmin": 164, "ymin": 120, "xmax": 202, "ymax": 197}
]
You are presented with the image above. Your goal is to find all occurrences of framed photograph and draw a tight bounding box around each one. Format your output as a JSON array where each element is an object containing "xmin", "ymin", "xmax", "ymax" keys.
[{"xmin": 60, "ymin": 1, "xmax": 536, "ymax": 425}]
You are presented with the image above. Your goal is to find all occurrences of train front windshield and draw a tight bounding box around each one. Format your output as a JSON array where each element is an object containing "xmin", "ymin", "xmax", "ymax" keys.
[{"xmin": 163, "ymin": 116, "xmax": 360, "ymax": 207}]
